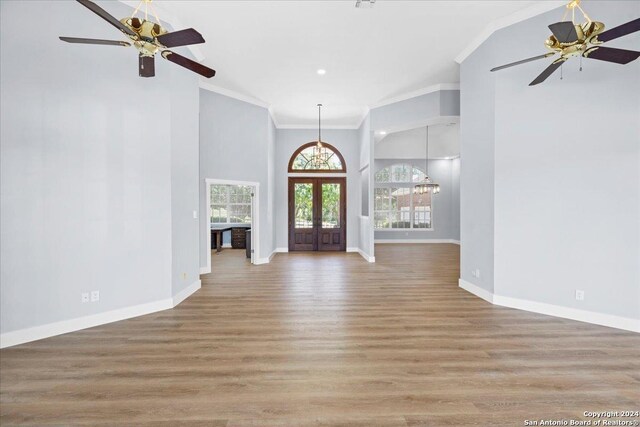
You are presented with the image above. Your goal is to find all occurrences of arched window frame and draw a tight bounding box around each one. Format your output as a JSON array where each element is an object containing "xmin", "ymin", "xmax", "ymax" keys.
[{"xmin": 288, "ymin": 142, "xmax": 347, "ymax": 173}]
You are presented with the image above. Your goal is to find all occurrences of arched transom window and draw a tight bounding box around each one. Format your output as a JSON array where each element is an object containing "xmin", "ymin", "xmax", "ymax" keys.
[{"xmin": 288, "ymin": 142, "xmax": 346, "ymax": 172}]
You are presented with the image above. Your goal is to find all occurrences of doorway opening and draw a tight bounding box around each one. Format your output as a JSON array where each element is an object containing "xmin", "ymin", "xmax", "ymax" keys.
[
  {"xmin": 288, "ymin": 177, "xmax": 346, "ymax": 251},
  {"xmin": 205, "ymin": 179, "xmax": 259, "ymax": 271}
]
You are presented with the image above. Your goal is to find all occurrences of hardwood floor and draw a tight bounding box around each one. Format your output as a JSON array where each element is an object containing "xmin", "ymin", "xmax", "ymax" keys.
[{"xmin": 1, "ymin": 244, "xmax": 639, "ymax": 426}]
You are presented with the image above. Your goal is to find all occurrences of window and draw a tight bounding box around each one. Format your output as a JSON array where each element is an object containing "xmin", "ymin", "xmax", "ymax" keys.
[
  {"xmin": 210, "ymin": 184, "xmax": 252, "ymax": 224},
  {"xmin": 374, "ymin": 164, "xmax": 432, "ymax": 229},
  {"xmin": 288, "ymin": 142, "xmax": 346, "ymax": 172}
]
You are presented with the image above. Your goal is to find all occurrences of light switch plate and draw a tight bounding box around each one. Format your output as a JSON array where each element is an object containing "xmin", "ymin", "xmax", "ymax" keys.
[{"xmin": 90, "ymin": 290, "xmax": 100, "ymax": 302}]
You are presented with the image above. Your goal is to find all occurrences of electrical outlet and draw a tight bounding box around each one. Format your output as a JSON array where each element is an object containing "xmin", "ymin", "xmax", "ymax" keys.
[
  {"xmin": 81, "ymin": 292, "xmax": 89, "ymax": 303},
  {"xmin": 90, "ymin": 290, "xmax": 100, "ymax": 302},
  {"xmin": 476, "ymin": 269, "xmax": 481, "ymax": 278},
  {"xmin": 471, "ymin": 269, "xmax": 481, "ymax": 278},
  {"xmin": 193, "ymin": 210, "xmax": 198, "ymax": 219},
  {"xmin": 575, "ymin": 290, "xmax": 585, "ymax": 301}
]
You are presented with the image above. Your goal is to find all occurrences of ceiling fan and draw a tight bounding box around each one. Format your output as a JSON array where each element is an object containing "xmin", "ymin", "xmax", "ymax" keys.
[
  {"xmin": 490, "ymin": 0, "xmax": 640, "ymax": 85},
  {"xmin": 60, "ymin": 0, "xmax": 215, "ymax": 78}
]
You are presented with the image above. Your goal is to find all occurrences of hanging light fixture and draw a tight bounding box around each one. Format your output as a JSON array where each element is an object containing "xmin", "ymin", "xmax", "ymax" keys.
[
  {"xmin": 308, "ymin": 103, "xmax": 329, "ymax": 168},
  {"xmin": 414, "ymin": 126, "xmax": 440, "ymax": 195}
]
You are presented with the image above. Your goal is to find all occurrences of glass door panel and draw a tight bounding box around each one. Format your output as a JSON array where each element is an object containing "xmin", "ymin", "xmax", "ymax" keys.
[
  {"xmin": 294, "ymin": 183, "xmax": 314, "ymax": 228},
  {"xmin": 321, "ymin": 183, "xmax": 341, "ymax": 229}
]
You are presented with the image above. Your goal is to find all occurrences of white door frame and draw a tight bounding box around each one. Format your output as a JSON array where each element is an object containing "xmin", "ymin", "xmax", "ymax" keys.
[{"xmin": 205, "ymin": 178, "xmax": 260, "ymax": 271}]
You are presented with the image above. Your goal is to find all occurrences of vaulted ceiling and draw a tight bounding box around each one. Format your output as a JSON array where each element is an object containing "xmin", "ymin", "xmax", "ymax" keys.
[{"xmin": 151, "ymin": 0, "xmax": 556, "ymax": 127}]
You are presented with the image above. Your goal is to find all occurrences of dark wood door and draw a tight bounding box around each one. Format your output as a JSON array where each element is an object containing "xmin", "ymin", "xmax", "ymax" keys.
[{"xmin": 288, "ymin": 177, "xmax": 346, "ymax": 252}]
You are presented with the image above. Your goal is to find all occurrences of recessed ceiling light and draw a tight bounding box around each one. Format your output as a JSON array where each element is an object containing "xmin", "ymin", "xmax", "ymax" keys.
[{"xmin": 317, "ymin": 69, "xmax": 326, "ymax": 75}]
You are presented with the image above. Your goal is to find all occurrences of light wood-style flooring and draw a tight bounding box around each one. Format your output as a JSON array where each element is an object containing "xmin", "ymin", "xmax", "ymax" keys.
[{"xmin": 1, "ymin": 244, "xmax": 639, "ymax": 426}]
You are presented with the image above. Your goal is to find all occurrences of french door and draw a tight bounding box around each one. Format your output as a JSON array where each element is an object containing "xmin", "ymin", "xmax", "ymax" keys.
[{"xmin": 288, "ymin": 177, "xmax": 346, "ymax": 251}]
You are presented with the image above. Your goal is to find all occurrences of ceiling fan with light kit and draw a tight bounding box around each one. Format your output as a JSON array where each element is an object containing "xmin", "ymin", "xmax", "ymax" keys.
[
  {"xmin": 59, "ymin": 0, "xmax": 216, "ymax": 78},
  {"xmin": 490, "ymin": 0, "xmax": 640, "ymax": 85}
]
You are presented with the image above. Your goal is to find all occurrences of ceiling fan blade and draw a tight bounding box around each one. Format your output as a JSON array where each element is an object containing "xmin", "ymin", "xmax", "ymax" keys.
[
  {"xmin": 76, "ymin": 0, "xmax": 136, "ymax": 37},
  {"xmin": 139, "ymin": 55, "xmax": 155, "ymax": 78},
  {"xmin": 490, "ymin": 53, "xmax": 555, "ymax": 72},
  {"xmin": 529, "ymin": 58, "xmax": 567, "ymax": 86},
  {"xmin": 161, "ymin": 51, "xmax": 216, "ymax": 78},
  {"xmin": 156, "ymin": 28, "xmax": 205, "ymax": 48},
  {"xmin": 584, "ymin": 46, "xmax": 640, "ymax": 65},
  {"xmin": 548, "ymin": 21, "xmax": 579, "ymax": 43},
  {"xmin": 59, "ymin": 36, "xmax": 130, "ymax": 47},
  {"xmin": 595, "ymin": 18, "xmax": 640, "ymax": 43}
]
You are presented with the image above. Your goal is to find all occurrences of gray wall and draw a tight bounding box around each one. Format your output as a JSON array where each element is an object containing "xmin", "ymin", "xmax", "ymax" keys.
[
  {"xmin": 199, "ymin": 90, "xmax": 273, "ymax": 265},
  {"xmin": 373, "ymin": 159, "xmax": 460, "ymax": 241},
  {"xmin": 371, "ymin": 90, "xmax": 460, "ymax": 132},
  {"xmin": 274, "ymin": 129, "xmax": 361, "ymax": 250},
  {"xmin": 461, "ymin": 1, "xmax": 640, "ymax": 319},
  {"xmin": 459, "ymin": 35, "xmax": 496, "ymax": 293},
  {"xmin": 1, "ymin": 1, "xmax": 200, "ymax": 334},
  {"xmin": 170, "ymin": 71, "xmax": 200, "ymax": 296}
]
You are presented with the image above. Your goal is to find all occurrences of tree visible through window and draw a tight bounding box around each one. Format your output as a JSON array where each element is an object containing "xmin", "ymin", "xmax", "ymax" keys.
[
  {"xmin": 210, "ymin": 185, "xmax": 252, "ymax": 224},
  {"xmin": 374, "ymin": 164, "xmax": 432, "ymax": 229}
]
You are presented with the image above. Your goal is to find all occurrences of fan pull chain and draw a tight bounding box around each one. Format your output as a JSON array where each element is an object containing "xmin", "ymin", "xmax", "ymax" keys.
[
  {"xmin": 580, "ymin": 55, "xmax": 583, "ymax": 71},
  {"xmin": 560, "ymin": 64, "xmax": 563, "ymax": 80}
]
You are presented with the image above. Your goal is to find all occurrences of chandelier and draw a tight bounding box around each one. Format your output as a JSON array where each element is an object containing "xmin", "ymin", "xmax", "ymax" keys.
[
  {"xmin": 414, "ymin": 125, "xmax": 440, "ymax": 195},
  {"xmin": 308, "ymin": 104, "xmax": 331, "ymax": 168}
]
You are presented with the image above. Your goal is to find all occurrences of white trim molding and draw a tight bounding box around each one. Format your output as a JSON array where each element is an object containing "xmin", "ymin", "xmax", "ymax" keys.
[
  {"xmin": 459, "ymin": 279, "xmax": 640, "ymax": 333},
  {"xmin": 274, "ymin": 247, "xmax": 289, "ymax": 253},
  {"xmin": 375, "ymin": 239, "xmax": 460, "ymax": 244},
  {"xmin": 357, "ymin": 248, "xmax": 376, "ymax": 263},
  {"xmin": 173, "ymin": 280, "xmax": 201, "ymax": 307},
  {"xmin": 254, "ymin": 249, "xmax": 277, "ymax": 265},
  {"xmin": 199, "ymin": 82, "xmax": 270, "ymax": 108},
  {"xmin": 370, "ymin": 83, "xmax": 460, "ymax": 109},
  {"xmin": 0, "ymin": 279, "xmax": 201, "ymax": 349},
  {"xmin": 205, "ymin": 178, "xmax": 260, "ymax": 269},
  {"xmin": 459, "ymin": 278, "xmax": 494, "ymax": 304},
  {"xmin": 454, "ymin": 1, "xmax": 565, "ymax": 64}
]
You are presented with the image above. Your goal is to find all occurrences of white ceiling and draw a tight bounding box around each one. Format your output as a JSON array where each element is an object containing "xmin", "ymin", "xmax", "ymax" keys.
[
  {"xmin": 153, "ymin": 0, "xmax": 541, "ymax": 127},
  {"xmin": 375, "ymin": 122, "xmax": 459, "ymax": 159}
]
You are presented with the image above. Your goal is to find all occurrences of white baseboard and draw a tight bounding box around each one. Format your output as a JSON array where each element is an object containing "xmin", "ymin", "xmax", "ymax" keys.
[
  {"xmin": 459, "ymin": 278, "xmax": 494, "ymax": 303},
  {"xmin": 459, "ymin": 278, "xmax": 640, "ymax": 333},
  {"xmin": 199, "ymin": 266, "xmax": 211, "ymax": 275},
  {"xmin": 0, "ymin": 298, "xmax": 172, "ymax": 349},
  {"xmin": 375, "ymin": 239, "xmax": 460, "ymax": 244},
  {"xmin": 357, "ymin": 248, "xmax": 376, "ymax": 263},
  {"xmin": 173, "ymin": 279, "xmax": 201, "ymax": 306},
  {"xmin": 1, "ymin": 279, "xmax": 203, "ymax": 349},
  {"xmin": 346, "ymin": 247, "xmax": 359, "ymax": 253},
  {"xmin": 275, "ymin": 247, "xmax": 289, "ymax": 253}
]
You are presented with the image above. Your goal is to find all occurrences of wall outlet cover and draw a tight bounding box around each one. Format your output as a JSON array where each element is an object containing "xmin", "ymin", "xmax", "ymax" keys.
[
  {"xmin": 575, "ymin": 290, "xmax": 585, "ymax": 301},
  {"xmin": 81, "ymin": 292, "xmax": 89, "ymax": 303},
  {"xmin": 90, "ymin": 291, "xmax": 100, "ymax": 302}
]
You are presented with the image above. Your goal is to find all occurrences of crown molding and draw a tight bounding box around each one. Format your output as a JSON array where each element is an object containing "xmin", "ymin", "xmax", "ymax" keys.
[
  {"xmin": 273, "ymin": 106, "xmax": 370, "ymax": 130},
  {"xmin": 199, "ymin": 82, "xmax": 270, "ymax": 108},
  {"xmin": 370, "ymin": 83, "xmax": 460, "ymax": 109},
  {"xmin": 454, "ymin": 1, "xmax": 565, "ymax": 64},
  {"xmin": 276, "ymin": 124, "xmax": 361, "ymax": 130},
  {"xmin": 117, "ymin": 0, "xmax": 204, "ymax": 61}
]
